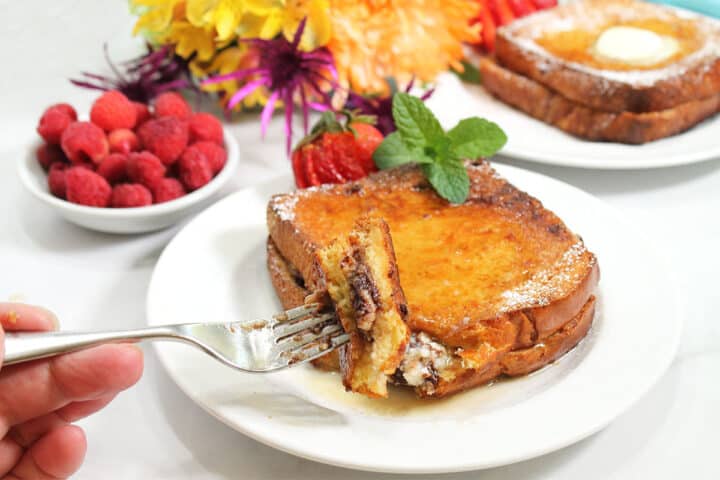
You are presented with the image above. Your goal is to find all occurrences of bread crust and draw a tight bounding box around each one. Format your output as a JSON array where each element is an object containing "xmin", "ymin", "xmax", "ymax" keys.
[
  {"xmin": 495, "ymin": 0, "xmax": 720, "ymax": 114},
  {"xmin": 430, "ymin": 295, "xmax": 596, "ymax": 397},
  {"xmin": 267, "ymin": 238, "xmax": 339, "ymax": 371},
  {"xmin": 480, "ymin": 58, "xmax": 720, "ymax": 144}
]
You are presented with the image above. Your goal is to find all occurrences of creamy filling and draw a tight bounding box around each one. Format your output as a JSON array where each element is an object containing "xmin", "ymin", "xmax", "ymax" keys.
[{"xmin": 399, "ymin": 332, "xmax": 455, "ymax": 391}]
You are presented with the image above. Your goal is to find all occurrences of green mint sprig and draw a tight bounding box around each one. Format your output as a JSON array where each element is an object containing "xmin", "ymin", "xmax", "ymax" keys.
[{"xmin": 372, "ymin": 93, "xmax": 507, "ymax": 204}]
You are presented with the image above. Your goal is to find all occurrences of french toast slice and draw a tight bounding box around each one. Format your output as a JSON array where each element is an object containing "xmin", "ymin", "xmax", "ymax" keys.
[
  {"xmin": 314, "ymin": 217, "xmax": 410, "ymax": 398},
  {"xmin": 495, "ymin": 0, "xmax": 720, "ymax": 114},
  {"xmin": 267, "ymin": 162, "xmax": 599, "ymax": 397},
  {"xmin": 479, "ymin": 57, "xmax": 720, "ymax": 144}
]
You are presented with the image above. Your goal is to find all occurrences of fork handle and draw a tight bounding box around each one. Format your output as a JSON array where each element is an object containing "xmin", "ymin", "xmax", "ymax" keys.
[{"xmin": 3, "ymin": 326, "xmax": 179, "ymax": 366}]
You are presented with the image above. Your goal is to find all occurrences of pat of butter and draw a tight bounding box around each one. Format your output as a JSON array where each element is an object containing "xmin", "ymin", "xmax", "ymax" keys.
[{"xmin": 593, "ymin": 26, "xmax": 679, "ymax": 66}]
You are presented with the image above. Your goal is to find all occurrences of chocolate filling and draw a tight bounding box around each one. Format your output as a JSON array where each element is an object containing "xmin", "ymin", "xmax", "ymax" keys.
[{"xmin": 342, "ymin": 248, "xmax": 381, "ymax": 333}]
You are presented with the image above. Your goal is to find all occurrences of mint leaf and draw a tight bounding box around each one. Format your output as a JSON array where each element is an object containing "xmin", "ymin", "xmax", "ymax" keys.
[
  {"xmin": 392, "ymin": 93, "xmax": 445, "ymax": 150},
  {"xmin": 373, "ymin": 132, "xmax": 428, "ymax": 169},
  {"xmin": 373, "ymin": 91, "xmax": 508, "ymax": 205},
  {"xmin": 421, "ymin": 158, "xmax": 469, "ymax": 204},
  {"xmin": 447, "ymin": 118, "xmax": 507, "ymax": 160},
  {"xmin": 454, "ymin": 60, "xmax": 482, "ymax": 85}
]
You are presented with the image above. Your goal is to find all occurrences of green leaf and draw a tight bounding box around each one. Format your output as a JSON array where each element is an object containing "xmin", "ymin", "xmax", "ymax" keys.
[
  {"xmin": 421, "ymin": 158, "xmax": 470, "ymax": 204},
  {"xmin": 373, "ymin": 132, "xmax": 415, "ymax": 169},
  {"xmin": 454, "ymin": 60, "xmax": 482, "ymax": 85},
  {"xmin": 447, "ymin": 117, "xmax": 507, "ymax": 160},
  {"xmin": 392, "ymin": 93, "xmax": 445, "ymax": 150},
  {"xmin": 373, "ymin": 132, "xmax": 432, "ymax": 170}
]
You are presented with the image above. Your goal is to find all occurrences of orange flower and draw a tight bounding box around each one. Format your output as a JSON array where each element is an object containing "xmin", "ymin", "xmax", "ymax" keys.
[{"xmin": 327, "ymin": 0, "xmax": 481, "ymax": 95}]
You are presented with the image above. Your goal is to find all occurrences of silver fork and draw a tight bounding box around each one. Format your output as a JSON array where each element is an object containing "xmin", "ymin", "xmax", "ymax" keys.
[{"xmin": 2, "ymin": 304, "xmax": 348, "ymax": 372}]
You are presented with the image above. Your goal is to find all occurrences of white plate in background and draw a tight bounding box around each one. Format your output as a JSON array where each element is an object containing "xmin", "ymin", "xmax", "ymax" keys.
[{"xmin": 426, "ymin": 73, "xmax": 720, "ymax": 169}]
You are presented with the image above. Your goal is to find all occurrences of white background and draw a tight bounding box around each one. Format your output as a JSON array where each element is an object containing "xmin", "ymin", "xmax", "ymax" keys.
[{"xmin": 1, "ymin": 1, "xmax": 719, "ymax": 478}]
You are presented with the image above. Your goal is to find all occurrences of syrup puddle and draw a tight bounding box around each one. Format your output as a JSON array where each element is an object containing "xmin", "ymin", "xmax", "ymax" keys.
[
  {"xmin": 275, "ymin": 306, "xmax": 600, "ymax": 422},
  {"xmin": 281, "ymin": 362, "xmax": 563, "ymax": 422}
]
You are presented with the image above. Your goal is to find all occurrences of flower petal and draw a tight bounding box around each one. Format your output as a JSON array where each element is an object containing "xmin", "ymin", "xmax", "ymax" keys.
[
  {"xmin": 227, "ymin": 77, "xmax": 268, "ymax": 109},
  {"xmin": 260, "ymin": 91, "xmax": 280, "ymax": 137}
]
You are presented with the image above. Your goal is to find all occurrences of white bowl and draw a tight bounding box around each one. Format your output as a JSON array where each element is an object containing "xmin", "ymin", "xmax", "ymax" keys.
[{"xmin": 18, "ymin": 127, "xmax": 240, "ymax": 234}]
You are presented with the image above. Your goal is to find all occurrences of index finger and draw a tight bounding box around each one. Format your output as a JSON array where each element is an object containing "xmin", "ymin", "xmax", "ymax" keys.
[
  {"xmin": 0, "ymin": 303, "xmax": 58, "ymax": 372},
  {"xmin": 0, "ymin": 303, "xmax": 58, "ymax": 333}
]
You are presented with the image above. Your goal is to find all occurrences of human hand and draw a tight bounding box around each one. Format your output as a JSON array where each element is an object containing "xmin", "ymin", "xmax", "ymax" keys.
[{"xmin": 0, "ymin": 303, "xmax": 144, "ymax": 479}]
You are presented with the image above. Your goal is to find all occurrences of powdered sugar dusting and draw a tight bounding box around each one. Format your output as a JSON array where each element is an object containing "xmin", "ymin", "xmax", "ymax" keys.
[
  {"xmin": 271, "ymin": 194, "xmax": 299, "ymax": 221},
  {"xmin": 499, "ymin": 241, "xmax": 591, "ymax": 312},
  {"xmin": 501, "ymin": 0, "xmax": 720, "ymax": 87}
]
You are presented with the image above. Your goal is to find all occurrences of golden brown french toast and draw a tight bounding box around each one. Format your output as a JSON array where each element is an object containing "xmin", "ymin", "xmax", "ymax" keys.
[
  {"xmin": 267, "ymin": 162, "xmax": 599, "ymax": 397},
  {"xmin": 495, "ymin": 0, "xmax": 720, "ymax": 115},
  {"xmin": 314, "ymin": 216, "xmax": 410, "ymax": 398},
  {"xmin": 480, "ymin": 57, "xmax": 720, "ymax": 144}
]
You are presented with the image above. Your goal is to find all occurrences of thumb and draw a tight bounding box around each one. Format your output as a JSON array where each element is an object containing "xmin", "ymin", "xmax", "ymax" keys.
[
  {"xmin": 0, "ymin": 303, "xmax": 58, "ymax": 373},
  {"xmin": 0, "ymin": 322, "xmax": 4, "ymax": 372}
]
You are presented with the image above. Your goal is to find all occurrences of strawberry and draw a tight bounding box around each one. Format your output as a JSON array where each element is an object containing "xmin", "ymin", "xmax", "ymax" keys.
[
  {"xmin": 508, "ymin": 0, "xmax": 536, "ymax": 16},
  {"xmin": 291, "ymin": 148, "xmax": 309, "ymax": 188},
  {"xmin": 474, "ymin": 0, "xmax": 554, "ymax": 52},
  {"xmin": 489, "ymin": 0, "xmax": 516, "ymax": 26},
  {"xmin": 477, "ymin": 3, "xmax": 497, "ymax": 52},
  {"xmin": 350, "ymin": 123, "xmax": 384, "ymax": 172},
  {"xmin": 531, "ymin": 0, "xmax": 557, "ymax": 8},
  {"xmin": 321, "ymin": 133, "xmax": 366, "ymax": 181},
  {"xmin": 290, "ymin": 111, "xmax": 382, "ymax": 188}
]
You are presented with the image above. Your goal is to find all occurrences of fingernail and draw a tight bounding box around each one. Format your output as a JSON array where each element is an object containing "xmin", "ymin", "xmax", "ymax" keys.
[
  {"xmin": 37, "ymin": 306, "xmax": 60, "ymax": 330},
  {"xmin": 124, "ymin": 342, "xmax": 145, "ymax": 355}
]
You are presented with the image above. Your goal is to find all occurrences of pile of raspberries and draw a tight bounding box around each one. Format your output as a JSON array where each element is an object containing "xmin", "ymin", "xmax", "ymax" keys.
[{"xmin": 36, "ymin": 90, "xmax": 227, "ymax": 208}]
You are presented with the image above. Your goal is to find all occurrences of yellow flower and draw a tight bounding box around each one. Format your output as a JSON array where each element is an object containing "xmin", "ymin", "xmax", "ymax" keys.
[
  {"xmin": 130, "ymin": 0, "xmax": 184, "ymax": 37},
  {"xmin": 327, "ymin": 0, "xmax": 481, "ymax": 94},
  {"xmin": 248, "ymin": 0, "xmax": 331, "ymax": 51},
  {"xmin": 186, "ymin": 0, "xmax": 330, "ymax": 49},
  {"xmin": 167, "ymin": 21, "xmax": 217, "ymax": 61},
  {"xmin": 186, "ymin": 0, "xmax": 245, "ymax": 41}
]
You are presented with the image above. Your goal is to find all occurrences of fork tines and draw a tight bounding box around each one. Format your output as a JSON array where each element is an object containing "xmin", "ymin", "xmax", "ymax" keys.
[{"xmin": 271, "ymin": 303, "xmax": 348, "ymax": 366}]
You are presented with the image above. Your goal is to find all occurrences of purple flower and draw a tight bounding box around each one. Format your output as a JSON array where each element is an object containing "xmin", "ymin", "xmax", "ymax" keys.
[
  {"xmin": 345, "ymin": 78, "xmax": 434, "ymax": 135},
  {"xmin": 202, "ymin": 19, "xmax": 336, "ymax": 154},
  {"xmin": 71, "ymin": 44, "xmax": 195, "ymax": 103}
]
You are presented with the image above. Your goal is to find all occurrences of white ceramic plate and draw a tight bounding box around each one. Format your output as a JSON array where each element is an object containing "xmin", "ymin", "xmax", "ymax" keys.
[
  {"xmin": 425, "ymin": 73, "xmax": 720, "ymax": 169},
  {"xmin": 146, "ymin": 165, "xmax": 682, "ymax": 473}
]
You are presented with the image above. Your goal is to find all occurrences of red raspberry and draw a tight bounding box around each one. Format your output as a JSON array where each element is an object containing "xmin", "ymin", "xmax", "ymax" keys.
[
  {"xmin": 60, "ymin": 121, "xmax": 109, "ymax": 165},
  {"xmin": 90, "ymin": 90, "xmax": 137, "ymax": 131},
  {"xmin": 178, "ymin": 147, "xmax": 213, "ymax": 191},
  {"xmin": 154, "ymin": 92, "xmax": 191, "ymax": 119},
  {"xmin": 36, "ymin": 144, "xmax": 67, "ymax": 170},
  {"xmin": 127, "ymin": 151, "xmax": 166, "ymax": 188},
  {"xmin": 188, "ymin": 113, "xmax": 223, "ymax": 145},
  {"xmin": 137, "ymin": 117, "xmax": 188, "ymax": 165},
  {"xmin": 65, "ymin": 167, "xmax": 111, "ymax": 207},
  {"xmin": 152, "ymin": 178, "xmax": 186, "ymax": 203},
  {"xmin": 111, "ymin": 183, "xmax": 153, "ymax": 208},
  {"xmin": 97, "ymin": 153, "xmax": 128, "ymax": 184},
  {"xmin": 108, "ymin": 129, "xmax": 139, "ymax": 154},
  {"xmin": 133, "ymin": 102, "xmax": 151, "ymax": 125},
  {"xmin": 54, "ymin": 104, "xmax": 77, "ymax": 118},
  {"xmin": 47, "ymin": 163, "xmax": 67, "ymax": 198},
  {"xmin": 37, "ymin": 104, "xmax": 77, "ymax": 144},
  {"xmin": 188, "ymin": 141, "xmax": 227, "ymax": 175}
]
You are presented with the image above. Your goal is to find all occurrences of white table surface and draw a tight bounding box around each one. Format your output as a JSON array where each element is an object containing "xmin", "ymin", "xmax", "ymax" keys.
[{"xmin": 2, "ymin": 2, "xmax": 719, "ymax": 478}]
